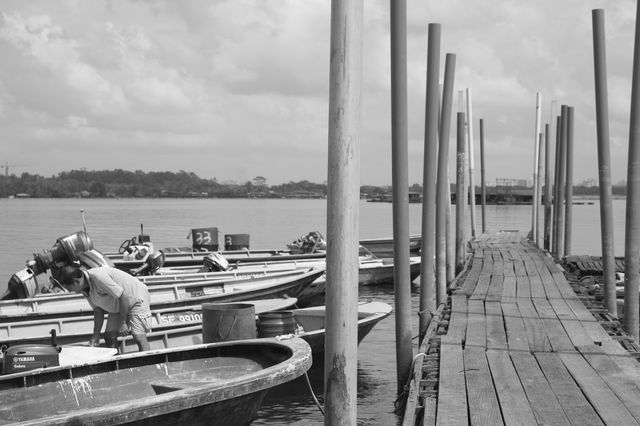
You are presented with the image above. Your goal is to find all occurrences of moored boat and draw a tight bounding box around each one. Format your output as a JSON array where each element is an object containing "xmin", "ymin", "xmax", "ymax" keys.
[
  {"xmin": 0, "ymin": 267, "xmax": 325, "ymax": 319},
  {"xmin": 0, "ymin": 337, "xmax": 312, "ymax": 425}
]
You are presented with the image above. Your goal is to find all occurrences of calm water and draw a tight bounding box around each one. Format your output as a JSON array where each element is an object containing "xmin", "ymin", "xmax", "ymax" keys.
[{"xmin": 0, "ymin": 197, "xmax": 628, "ymax": 424}]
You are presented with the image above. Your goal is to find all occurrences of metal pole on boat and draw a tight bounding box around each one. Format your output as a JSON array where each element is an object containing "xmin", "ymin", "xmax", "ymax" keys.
[
  {"xmin": 466, "ymin": 88, "xmax": 477, "ymax": 239},
  {"xmin": 324, "ymin": 0, "xmax": 362, "ymax": 421},
  {"xmin": 552, "ymin": 115, "xmax": 562, "ymax": 256},
  {"xmin": 81, "ymin": 209, "xmax": 87, "ymax": 234},
  {"xmin": 479, "ymin": 118, "xmax": 486, "ymax": 234},
  {"xmin": 436, "ymin": 52, "xmax": 455, "ymax": 306},
  {"xmin": 532, "ymin": 92, "xmax": 542, "ymax": 246},
  {"xmin": 564, "ymin": 107, "xmax": 575, "ymax": 256},
  {"xmin": 389, "ymin": 0, "xmax": 413, "ymax": 393},
  {"xmin": 592, "ymin": 8, "xmax": 617, "ymax": 316},
  {"xmin": 623, "ymin": 0, "xmax": 640, "ymax": 340},
  {"xmin": 456, "ymin": 112, "xmax": 467, "ymax": 271},
  {"xmin": 544, "ymin": 123, "xmax": 552, "ymax": 252},
  {"xmin": 556, "ymin": 106, "xmax": 567, "ymax": 259}
]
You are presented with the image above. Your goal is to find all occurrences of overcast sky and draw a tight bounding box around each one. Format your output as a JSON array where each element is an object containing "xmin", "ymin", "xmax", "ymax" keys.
[{"xmin": 0, "ymin": 0, "xmax": 636, "ymax": 186}]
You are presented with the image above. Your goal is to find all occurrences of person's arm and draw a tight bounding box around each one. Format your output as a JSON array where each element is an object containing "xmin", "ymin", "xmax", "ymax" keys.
[{"xmin": 90, "ymin": 307, "xmax": 106, "ymax": 346}]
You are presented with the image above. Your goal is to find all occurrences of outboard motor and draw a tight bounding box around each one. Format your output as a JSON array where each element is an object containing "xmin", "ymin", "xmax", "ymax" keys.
[
  {"xmin": 1, "ymin": 330, "xmax": 61, "ymax": 375},
  {"xmin": 130, "ymin": 251, "xmax": 166, "ymax": 276},
  {"xmin": 3, "ymin": 231, "xmax": 111, "ymax": 300},
  {"xmin": 202, "ymin": 252, "xmax": 230, "ymax": 272}
]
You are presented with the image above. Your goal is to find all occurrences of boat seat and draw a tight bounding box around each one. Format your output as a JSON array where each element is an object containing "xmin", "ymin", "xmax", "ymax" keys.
[{"xmin": 150, "ymin": 380, "xmax": 204, "ymax": 394}]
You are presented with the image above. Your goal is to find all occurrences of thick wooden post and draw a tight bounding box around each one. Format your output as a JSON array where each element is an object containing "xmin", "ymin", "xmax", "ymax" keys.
[
  {"xmin": 436, "ymin": 53, "xmax": 455, "ymax": 304},
  {"xmin": 419, "ymin": 23, "xmax": 440, "ymax": 337},
  {"xmin": 480, "ymin": 118, "xmax": 486, "ymax": 234},
  {"xmin": 624, "ymin": 0, "xmax": 640, "ymax": 340},
  {"xmin": 466, "ymin": 89, "xmax": 477, "ymax": 239},
  {"xmin": 552, "ymin": 115, "xmax": 562, "ymax": 256},
  {"xmin": 532, "ymin": 92, "xmax": 543, "ymax": 246},
  {"xmin": 592, "ymin": 8, "xmax": 617, "ymax": 316},
  {"xmin": 389, "ymin": 0, "xmax": 413, "ymax": 392},
  {"xmin": 456, "ymin": 112, "xmax": 467, "ymax": 271},
  {"xmin": 536, "ymin": 132, "xmax": 544, "ymax": 246},
  {"xmin": 325, "ymin": 0, "xmax": 362, "ymax": 422},
  {"xmin": 544, "ymin": 123, "xmax": 552, "ymax": 251},
  {"xmin": 564, "ymin": 106, "xmax": 575, "ymax": 256},
  {"xmin": 556, "ymin": 106, "xmax": 567, "ymax": 259}
]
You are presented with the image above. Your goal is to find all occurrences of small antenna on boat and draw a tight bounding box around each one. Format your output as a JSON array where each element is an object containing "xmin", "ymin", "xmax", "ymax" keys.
[{"xmin": 81, "ymin": 209, "xmax": 87, "ymax": 234}]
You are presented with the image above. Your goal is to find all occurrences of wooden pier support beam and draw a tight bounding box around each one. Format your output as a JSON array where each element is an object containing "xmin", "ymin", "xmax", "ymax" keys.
[
  {"xmin": 544, "ymin": 123, "xmax": 552, "ymax": 252},
  {"xmin": 564, "ymin": 106, "xmax": 574, "ymax": 256},
  {"xmin": 480, "ymin": 118, "xmax": 487, "ymax": 234},
  {"xmin": 419, "ymin": 23, "xmax": 440, "ymax": 337},
  {"xmin": 466, "ymin": 88, "xmax": 477, "ymax": 239},
  {"xmin": 532, "ymin": 92, "xmax": 543, "ymax": 246},
  {"xmin": 592, "ymin": 8, "xmax": 617, "ymax": 316},
  {"xmin": 390, "ymin": 0, "xmax": 413, "ymax": 393},
  {"xmin": 436, "ymin": 52, "xmax": 455, "ymax": 304},
  {"xmin": 324, "ymin": 0, "xmax": 362, "ymax": 422},
  {"xmin": 456, "ymin": 112, "xmax": 467, "ymax": 272},
  {"xmin": 624, "ymin": 0, "xmax": 640, "ymax": 340}
]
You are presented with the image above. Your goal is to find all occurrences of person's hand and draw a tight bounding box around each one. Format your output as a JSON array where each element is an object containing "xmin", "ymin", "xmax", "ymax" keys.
[
  {"xmin": 118, "ymin": 323, "xmax": 130, "ymax": 336},
  {"xmin": 88, "ymin": 339, "xmax": 99, "ymax": 347}
]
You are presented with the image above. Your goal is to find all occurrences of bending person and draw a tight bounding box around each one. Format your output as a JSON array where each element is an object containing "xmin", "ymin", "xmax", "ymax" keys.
[{"xmin": 58, "ymin": 265, "xmax": 152, "ymax": 352}]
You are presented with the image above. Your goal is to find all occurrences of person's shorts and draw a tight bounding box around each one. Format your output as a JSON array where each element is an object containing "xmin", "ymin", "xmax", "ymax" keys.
[{"xmin": 105, "ymin": 298, "xmax": 152, "ymax": 335}]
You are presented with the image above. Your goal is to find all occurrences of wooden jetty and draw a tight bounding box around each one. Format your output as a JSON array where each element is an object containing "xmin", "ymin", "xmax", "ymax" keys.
[{"xmin": 403, "ymin": 231, "xmax": 640, "ymax": 425}]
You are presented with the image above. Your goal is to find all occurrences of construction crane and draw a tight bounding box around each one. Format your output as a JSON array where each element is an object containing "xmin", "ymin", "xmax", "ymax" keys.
[{"xmin": 1, "ymin": 162, "xmax": 28, "ymax": 177}]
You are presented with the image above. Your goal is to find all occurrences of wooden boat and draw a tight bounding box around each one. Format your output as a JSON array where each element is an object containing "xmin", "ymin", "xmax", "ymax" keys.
[
  {"xmin": 359, "ymin": 234, "xmax": 422, "ymax": 258},
  {"xmin": 0, "ymin": 267, "xmax": 325, "ymax": 319},
  {"xmin": 144, "ymin": 255, "xmax": 420, "ymax": 287},
  {"xmin": 0, "ymin": 337, "xmax": 312, "ymax": 425},
  {"xmin": 0, "ymin": 297, "xmax": 299, "ymax": 347},
  {"xmin": 0, "ymin": 301, "xmax": 392, "ymax": 357}
]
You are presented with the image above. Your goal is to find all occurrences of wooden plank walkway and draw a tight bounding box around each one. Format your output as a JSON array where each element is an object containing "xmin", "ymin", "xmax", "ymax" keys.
[{"xmin": 403, "ymin": 231, "xmax": 640, "ymax": 426}]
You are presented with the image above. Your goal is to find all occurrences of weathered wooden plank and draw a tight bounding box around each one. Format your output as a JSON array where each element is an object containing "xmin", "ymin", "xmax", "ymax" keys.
[
  {"xmin": 471, "ymin": 273, "xmax": 491, "ymax": 300},
  {"xmin": 485, "ymin": 349, "xmax": 538, "ymax": 425},
  {"xmin": 501, "ymin": 302, "xmax": 530, "ymax": 352},
  {"xmin": 548, "ymin": 298, "xmax": 595, "ymax": 348},
  {"xmin": 516, "ymin": 275, "xmax": 531, "ymax": 299},
  {"xmin": 481, "ymin": 252, "xmax": 494, "ymax": 276},
  {"xmin": 534, "ymin": 353, "xmax": 604, "ymax": 426},
  {"xmin": 422, "ymin": 397, "xmax": 436, "ymax": 426},
  {"xmin": 485, "ymin": 301, "xmax": 507, "ymax": 350},
  {"xmin": 522, "ymin": 255, "xmax": 539, "ymax": 277},
  {"xmin": 501, "ymin": 250, "xmax": 516, "ymax": 277},
  {"xmin": 436, "ymin": 336, "xmax": 468, "ymax": 426},
  {"xmin": 492, "ymin": 251, "xmax": 505, "ymax": 276},
  {"xmin": 510, "ymin": 352, "xmax": 571, "ymax": 425},
  {"xmin": 582, "ymin": 352, "xmax": 640, "ymax": 422},
  {"xmin": 516, "ymin": 298, "xmax": 551, "ymax": 352},
  {"xmin": 486, "ymin": 275, "xmax": 504, "ymax": 302},
  {"xmin": 528, "ymin": 272, "xmax": 546, "ymax": 299},
  {"xmin": 559, "ymin": 352, "xmax": 639, "ymax": 425},
  {"xmin": 447, "ymin": 294, "xmax": 468, "ymax": 343},
  {"xmin": 464, "ymin": 347, "xmax": 504, "ymax": 426},
  {"xmin": 501, "ymin": 276, "xmax": 517, "ymax": 304},
  {"xmin": 466, "ymin": 299, "xmax": 486, "ymax": 349},
  {"xmin": 531, "ymin": 298, "xmax": 575, "ymax": 352}
]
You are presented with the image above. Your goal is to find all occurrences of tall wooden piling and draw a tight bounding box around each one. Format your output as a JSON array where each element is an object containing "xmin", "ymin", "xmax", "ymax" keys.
[
  {"xmin": 436, "ymin": 53, "xmax": 455, "ymax": 305},
  {"xmin": 544, "ymin": 123, "xmax": 552, "ymax": 251},
  {"xmin": 532, "ymin": 92, "xmax": 543, "ymax": 246},
  {"xmin": 419, "ymin": 23, "xmax": 440, "ymax": 337},
  {"xmin": 480, "ymin": 118, "xmax": 486, "ymax": 234},
  {"xmin": 456, "ymin": 112, "xmax": 467, "ymax": 271},
  {"xmin": 389, "ymin": 0, "xmax": 413, "ymax": 392},
  {"xmin": 325, "ymin": 0, "xmax": 362, "ymax": 422},
  {"xmin": 592, "ymin": 8, "xmax": 617, "ymax": 316},
  {"xmin": 466, "ymin": 89, "xmax": 477, "ymax": 239},
  {"xmin": 623, "ymin": 0, "xmax": 640, "ymax": 340},
  {"xmin": 564, "ymin": 107, "xmax": 575, "ymax": 256},
  {"xmin": 552, "ymin": 115, "xmax": 562, "ymax": 256},
  {"xmin": 556, "ymin": 106, "xmax": 568, "ymax": 258},
  {"xmin": 536, "ymin": 132, "xmax": 544, "ymax": 246}
]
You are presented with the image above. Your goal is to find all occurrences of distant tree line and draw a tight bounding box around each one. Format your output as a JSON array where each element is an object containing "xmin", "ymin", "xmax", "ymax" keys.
[{"xmin": 0, "ymin": 169, "xmax": 628, "ymax": 199}]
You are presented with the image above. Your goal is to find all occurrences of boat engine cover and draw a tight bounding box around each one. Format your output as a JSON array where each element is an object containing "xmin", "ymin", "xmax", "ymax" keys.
[{"xmin": 2, "ymin": 345, "xmax": 60, "ymax": 375}]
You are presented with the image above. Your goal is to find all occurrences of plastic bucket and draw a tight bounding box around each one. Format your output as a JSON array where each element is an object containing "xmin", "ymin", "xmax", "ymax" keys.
[
  {"xmin": 257, "ymin": 311, "xmax": 296, "ymax": 338},
  {"xmin": 202, "ymin": 303, "xmax": 256, "ymax": 343},
  {"xmin": 224, "ymin": 234, "xmax": 250, "ymax": 250}
]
